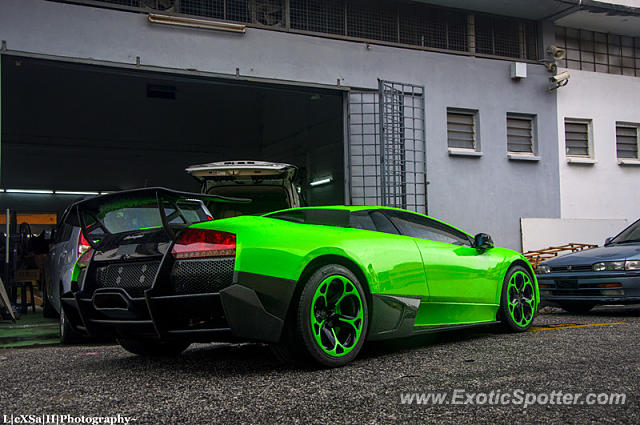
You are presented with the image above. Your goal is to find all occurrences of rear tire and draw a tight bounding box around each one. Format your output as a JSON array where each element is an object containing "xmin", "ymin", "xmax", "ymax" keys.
[
  {"xmin": 60, "ymin": 308, "xmax": 83, "ymax": 344},
  {"xmin": 42, "ymin": 284, "xmax": 57, "ymax": 319},
  {"xmin": 117, "ymin": 338, "xmax": 190, "ymax": 357},
  {"xmin": 499, "ymin": 265, "xmax": 536, "ymax": 332},
  {"xmin": 293, "ymin": 264, "xmax": 368, "ymax": 367},
  {"xmin": 559, "ymin": 302, "xmax": 596, "ymax": 314}
]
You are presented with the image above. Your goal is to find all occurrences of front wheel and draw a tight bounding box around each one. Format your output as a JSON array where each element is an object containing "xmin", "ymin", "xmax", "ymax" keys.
[
  {"xmin": 499, "ymin": 265, "xmax": 536, "ymax": 332},
  {"xmin": 295, "ymin": 265, "xmax": 368, "ymax": 367},
  {"xmin": 117, "ymin": 338, "xmax": 190, "ymax": 357}
]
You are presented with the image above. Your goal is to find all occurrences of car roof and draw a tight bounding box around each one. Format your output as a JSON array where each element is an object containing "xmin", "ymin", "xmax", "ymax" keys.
[{"xmin": 264, "ymin": 206, "xmax": 472, "ymax": 237}]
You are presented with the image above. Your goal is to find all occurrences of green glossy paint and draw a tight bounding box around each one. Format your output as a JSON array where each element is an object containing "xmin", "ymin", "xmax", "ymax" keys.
[
  {"xmin": 310, "ymin": 275, "xmax": 364, "ymax": 357},
  {"xmin": 194, "ymin": 206, "xmax": 539, "ymax": 333}
]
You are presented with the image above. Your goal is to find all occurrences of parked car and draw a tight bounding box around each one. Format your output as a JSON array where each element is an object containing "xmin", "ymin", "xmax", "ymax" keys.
[
  {"xmin": 185, "ymin": 160, "xmax": 300, "ymax": 218},
  {"xmin": 61, "ymin": 187, "xmax": 538, "ymax": 367},
  {"xmin": 536, "ymin": 217, "xmax": 640, "ymax": 313},
  {"xmin": 43, "ymin": 208, "xmax": 92, "ymax": 343}
]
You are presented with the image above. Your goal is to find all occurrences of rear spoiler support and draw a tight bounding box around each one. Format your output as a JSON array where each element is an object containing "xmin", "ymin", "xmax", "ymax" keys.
[{"xmin": 66, "ymin": 187, "xmax": 251, "ymax": 246}]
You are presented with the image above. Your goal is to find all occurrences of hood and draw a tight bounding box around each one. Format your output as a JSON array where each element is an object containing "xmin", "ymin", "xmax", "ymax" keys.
[{"xmin": 541, "ymin": 243, "xmax": 640, "ymax": 267}]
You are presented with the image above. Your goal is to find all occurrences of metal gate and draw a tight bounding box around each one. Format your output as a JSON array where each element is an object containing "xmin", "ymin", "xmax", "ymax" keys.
[{"xmin": 348, "ymin": 80, "xmax": 426, "ymax": 213}]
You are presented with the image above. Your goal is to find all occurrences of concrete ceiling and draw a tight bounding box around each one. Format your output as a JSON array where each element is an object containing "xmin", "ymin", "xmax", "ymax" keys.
[{"xmin": 555, "ymin": 8, "xmax": 640, "ymax": 37}]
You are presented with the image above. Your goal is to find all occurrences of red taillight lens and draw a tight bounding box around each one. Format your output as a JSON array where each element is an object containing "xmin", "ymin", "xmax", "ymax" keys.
[
  {"xmin": 76, "ymin": 247, "xmax": 94, "ymax": 269},
  {"xmin": 78, "ymin": 231, "xmax": 91, "ymax": 257},
  {"xmin": 171, "ymin": 229, "xmax": 236, "ymax": 259}
]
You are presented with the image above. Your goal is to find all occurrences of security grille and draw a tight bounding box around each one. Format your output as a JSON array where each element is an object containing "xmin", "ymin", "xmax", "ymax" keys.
[
  {"xmin": 379, "ymin": 80, "xmax": 426, "ymax": 213},
  {"xmin": 556, "ymin": 27, "xmax": 640, "ymax": 77},
  {"xmin": 476, "ymin": 15, "xmax": 537, "ymax": 60},
  {"xmin": 447, "ymin": 109, "xmax": 476, "ymax": 150},
  {"xmin": 507, "ymin": 114, "xmax": 534, "ymax": 153},
  {"xmin": 66, "ymin": 0, "xmax": 537, "ymax": 59},
  {"xmin": 290, "ymin": 0, "xmax": 345, "ymax": 36},
  {"xmin": 564, "ymin": 120, "xmax": 590, "ymax": 157},
  {"xmin": 616, "ymin": 124, "xmax": 639, "ymax": 159},
  {"xmin": 349, "ymin": 90, "xmax": 381, "ymax": 207}
]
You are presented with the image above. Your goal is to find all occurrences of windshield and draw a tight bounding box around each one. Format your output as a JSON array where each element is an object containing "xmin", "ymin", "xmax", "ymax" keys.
[
  {"xmin": 609, "ymin": 219, "xmax": 640, "ymax": 244},
  {"xmin": 207, "ymin": 185, "xmax": 290, "ymax": 218}
]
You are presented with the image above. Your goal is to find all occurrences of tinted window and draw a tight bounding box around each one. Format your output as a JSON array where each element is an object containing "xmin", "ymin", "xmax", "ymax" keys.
[
  {"xmin": 350, "ymin": 212, "xmax": 376, "ymax": 231},
  {"xmin": 387, "ymin": 211, "xmax": 471, "ymax": 246},
  {"xmin": 370, "ymin": 211, "xmax": 399, "ymax": 235}
]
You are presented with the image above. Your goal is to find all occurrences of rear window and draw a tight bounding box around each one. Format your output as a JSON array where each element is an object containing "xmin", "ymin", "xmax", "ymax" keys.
[
  {"xmin": 87, "ymin": 201, "xmax": 209, "ymax": 235},
  {"xmin": 207, "ymin": 185, "xmax": 290, "ymax": 218}
]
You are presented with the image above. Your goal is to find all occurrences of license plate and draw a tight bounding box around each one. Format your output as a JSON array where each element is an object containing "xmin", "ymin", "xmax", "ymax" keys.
[{"xmin": 556, "ymin": 280, "xmax": 578, "ymax": 289}]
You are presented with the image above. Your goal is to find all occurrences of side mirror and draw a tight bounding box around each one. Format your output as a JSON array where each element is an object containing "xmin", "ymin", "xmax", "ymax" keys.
[
  {"xmin": 604, "ymin": 237, "xmax": 613, "ymax": 245},
  {"xmin": 475, "ymin": 233, "xmax": 494, "ymax": 251}
]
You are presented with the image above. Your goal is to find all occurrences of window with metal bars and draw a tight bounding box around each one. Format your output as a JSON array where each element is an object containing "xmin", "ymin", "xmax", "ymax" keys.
[
  {"xmin": 53, "ymin": 0, "xmax": 538, "ymax": 60},
  {"xmin": 447, "ymin": 109, "xmax": 477, "ymax": 151},
  {"xmin": 475, "ymin": 15, "xmax": 538, "ymax": 60},
  {"xmin": 564, "ymin": 119, "xmax": 591, "ymax": 157},
  {"xmin": 506, "ymin": 114, "xmax": 535, "ymax": 154},
  {"xmin": 556, "ymin": 26, "xmax": 640, "ymax": 77},
  {"xmin": 616, "ymin": 123, "xmax": 639, "ymax": 159}
]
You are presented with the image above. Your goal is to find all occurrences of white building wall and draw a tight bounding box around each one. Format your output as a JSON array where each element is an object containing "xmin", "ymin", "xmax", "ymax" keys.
[{"xmin": 557, "ymin": 69, "xmax": 640, "ymax": 220}]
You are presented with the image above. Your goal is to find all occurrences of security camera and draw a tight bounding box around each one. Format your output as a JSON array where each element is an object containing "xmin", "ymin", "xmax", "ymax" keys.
[
  {"xmin": 549, "ymin": 71, "xmax": 570, "ymax": 83},
  {"xmin": 547, "ymin": 45, "xmax": 566, "ymax": 60}
]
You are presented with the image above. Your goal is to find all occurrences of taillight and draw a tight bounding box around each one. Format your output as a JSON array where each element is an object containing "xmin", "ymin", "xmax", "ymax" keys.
[
  {"xmin": 171, "ymin": 229, "xmax": 236, "ymax": 259},
  {"xmin": 76, "ymin": 247, "xmax": 93, "ymax": 269},
  {"xmin": 78, "ymin": 231, "xmax": 91, "ymax": 257}
]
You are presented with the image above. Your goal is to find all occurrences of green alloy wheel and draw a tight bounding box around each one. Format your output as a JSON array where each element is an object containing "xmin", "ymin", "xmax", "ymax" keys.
[
  {"xmin": 296, "ymin": 265, "xmax": 368, "ymax": 367},
  {"xmin": 500, "ymin": 266, "xmax": 536, "ymax": 332}
]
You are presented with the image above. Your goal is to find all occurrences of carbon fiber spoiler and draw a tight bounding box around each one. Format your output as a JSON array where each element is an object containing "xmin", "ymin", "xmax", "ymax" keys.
[{"xmin": 65, "ymin": 187, "xmax": 251, "ymax": 248}]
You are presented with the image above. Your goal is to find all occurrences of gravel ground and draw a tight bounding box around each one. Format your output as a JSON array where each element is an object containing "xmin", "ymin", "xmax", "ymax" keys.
[{"xmin": 1, "ymin": 306, "xmax": 639, "ymax": 424}]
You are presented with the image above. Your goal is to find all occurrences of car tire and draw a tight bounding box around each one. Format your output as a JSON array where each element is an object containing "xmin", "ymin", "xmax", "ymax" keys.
[
  {"xmin": 293, "ymin": 264, "xmax": 368, "ymax": 367},
  {"xmin": 117, "ymin": 338, "xmax": 190, "ymax": 357},
  {"xmin": 42, "ymin": 284, "xmax": 57, "ymax": 319},
  {"xmin": 499, "ymin": 265, "xmax": 537, "ymax": 332},
  {"xmin": 60, "ymin": 307, "xmax": 83, "ymax": 344},
  {"xmin": 559, "ymin": 302, "xmax": 596, "ymax": 314}
]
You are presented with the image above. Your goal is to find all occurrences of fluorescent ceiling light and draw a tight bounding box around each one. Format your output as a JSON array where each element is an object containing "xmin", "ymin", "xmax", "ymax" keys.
[
  {"xmin": 310, "ymin": 177, "xmax": 333, "ymax": 187},
  {"xmin": 148, "ymin": 14, "xmax": 246, "ymax": 33},
  {"xmin": 55, "ymin": 191, "xmax": 99, "ymax": 195},
  {"xmin": 5, "ymin": 189, "xmax": 54, "ymax": 194}
]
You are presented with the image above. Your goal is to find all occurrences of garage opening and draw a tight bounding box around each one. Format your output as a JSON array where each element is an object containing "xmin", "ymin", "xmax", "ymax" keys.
[{"xmin": 0, "ymin": 55, "xmax": 345, "ymax": 214}]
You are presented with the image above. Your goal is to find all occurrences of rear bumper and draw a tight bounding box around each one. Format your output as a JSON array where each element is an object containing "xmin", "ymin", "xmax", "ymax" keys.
[
  {"xmin": 61, "ymin": 270, "xmax": 296, "ymax": 343},
  {"xmin": 537, "ymin": 271, "xmax": 640, "ymax": 305}
]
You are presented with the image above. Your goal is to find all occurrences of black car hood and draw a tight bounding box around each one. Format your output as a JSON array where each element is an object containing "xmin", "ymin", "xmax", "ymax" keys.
[{"xmin": 542, "ymin": 243, "xmax": 640, "ymax": 266}]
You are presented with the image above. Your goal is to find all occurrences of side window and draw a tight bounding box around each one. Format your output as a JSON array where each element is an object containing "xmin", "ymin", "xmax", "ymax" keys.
[
  {"xmin": 370, "ymin": 211, "xmax": 399, "ymax": 235},
  {"xmin": 387, "ymin": 211, "xmax": 471, "ymax": 246},
  {"xmin": 350, "ymin": 211, "xmax": 376, "ymax": 231}
]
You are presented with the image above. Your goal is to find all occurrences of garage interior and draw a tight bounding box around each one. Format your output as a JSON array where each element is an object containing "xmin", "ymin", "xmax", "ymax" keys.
[{"xmin": 0, "ymin": 55, "xmax": 346, "ymax": 215}]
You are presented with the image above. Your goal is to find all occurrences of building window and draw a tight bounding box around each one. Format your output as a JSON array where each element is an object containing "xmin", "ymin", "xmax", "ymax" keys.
[
  {"xmin": 564, "ymin": 119, "xmax": 592, "ymax": 158},
  {"xmin": 447, "ymin": 109, "xmax": 478, "ymax": 151},
  {"xmin": 59, "ymin": 0, "xmax": 538, "ymax": 60},
  {"xmin": 616, "ymin": 123, "xmax": 639, "ymax": 159},
  {"xmin": 476, "ymin": 15, "xmax": 538, "ymax": 60},
  {"xmin": 507, "ymin": 114, "xmax": 536, "ymax": 154},
  {"xmin": 555, "ymin": 27, "xmax": 640, "ymax": 77}
]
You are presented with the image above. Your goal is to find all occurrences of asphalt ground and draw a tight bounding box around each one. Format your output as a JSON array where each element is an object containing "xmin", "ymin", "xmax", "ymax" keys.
[{"xmin": 1, "ymin": 306, "xmax": 638, "ymax": 425}]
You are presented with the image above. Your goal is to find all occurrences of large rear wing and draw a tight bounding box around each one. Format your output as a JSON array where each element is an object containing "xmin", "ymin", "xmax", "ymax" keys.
[{"xmin": 65, "ymin": 187, "xmax": 251, "ymax": 248}]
